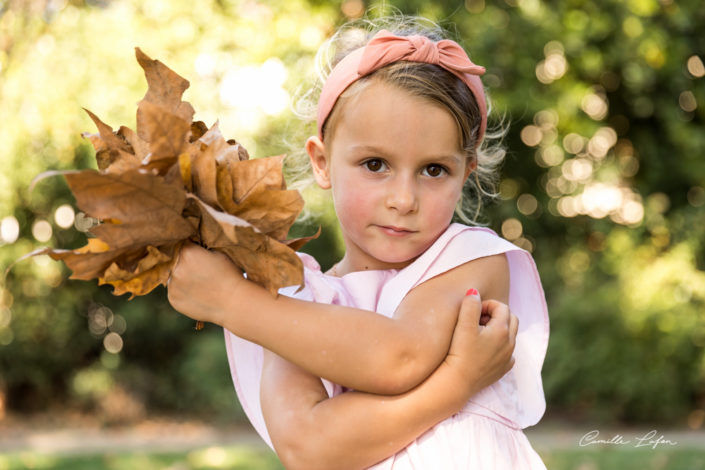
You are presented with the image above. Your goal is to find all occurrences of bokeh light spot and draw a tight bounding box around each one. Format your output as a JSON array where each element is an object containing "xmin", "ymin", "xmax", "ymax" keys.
[
  {"xmin": 587, "ymin": 127, "xmax": 617, "ymax": 159},
  {"xmin": 499, "ymin": 179, "xmax": 519, "ymax": 200},
  {"xmin": 618, "ymin": 199, "xmax": 645, "ymax": 225},
  {"xmin": 687, "ymin": 186, "xmax": 705, "ymax": 207},
  {"xmin": 687, "ymin": 55, "xmax": 705, "ymax": 78},
  {"xmin": 219, "ymin": 58, "xmax": 290, "ymax": 127},
  {"xmin": 647, "ymin": 192, "xmax": 670, "ymax": 214},
  {"xmin": 32, "ymin": 220, "xmax": 53, "ymax": 242},
  {"xmin": 109, "ymin": 314, "xmax": 127, "ymax": 335},
  {"xmin": 299, "ymin": 25, "xmax": 324, "ymax": 50},
  {"xmin": 194, "ymin": 52, "xmax": 217, "ymax": 77},
  {"xmin": 0, "ymin": 216, "xmax": 20, "ymax": 244},
  {"xmin": 89, "ymin": 305, "xmax": 114, "ymax": 336},
  {"xmin": 535, "ymin": 145, "xmax": 564, "ymax": 167},
  {"xmin": 0, "ymin": 308, "xmax": 11, "ymax": 328},
  {"xmin": 536, "ymin": 42, "xmax": 567, "ymax": 84},
  {"xmin": 341, "ymin": 0, "xmax": 365, "ymax": 19},
  {"xmin": 563, "ymin": 133, "xmax": 586, "ymax": 154},
  {"xmin": 517, "ymin": 193, "xmax": 538, "ymax": 215},
  {"xmin": 561, "ymin": 158, "xmax": 593, "ymax": 182},
  {"xmin": 581, "ymin": 183, "xmax": 622, "ymax": 218},
  {"xmin": 581, "ymin": 92, "xmax": 608, "ymax": 120},
  {"xmin": 104, "ymin": 332, "xmax": 124, "ymax": 354},
  {"xmin": 678, "ymin": 91, "xmax": 697, "ymax": 112},
  {"xmin": 520, "ymin": 125, "xmax": 542, "ymax": 147},
  {"xmin": 54, "ymin": 204, "xmax": 75, "ymax": 229},
  {"xmin": 534, "ymin": 109, "xmax": 559, "ymax": 128},
  {"xmin": 501, "ymin": 218, "xmax": 523, "ymax": 241},
  {"xmin": 567, "ymin": 250, "xmax": 590, "ymax": 273},
  {"xmin": 543, "ymin": 54, "xmax": 567, "ymax": 80},
  {"xmin": 557, "ymin": 196, "xmax": 579, "ymax": 217},
  {"xmin": 622, "ymin": 16, "xmax": 643, "ymax": 37}
]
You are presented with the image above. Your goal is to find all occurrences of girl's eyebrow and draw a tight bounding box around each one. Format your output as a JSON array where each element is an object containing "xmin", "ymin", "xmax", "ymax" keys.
[
  {"xmin": 422, "ymin": 155, "xmax": 464, "ymax": 166},
  {"xmin": 349, "ymin": 144, "xmax": 463, "ymax": 164},
  {"xmin": 348, "ymin": 144, "xmax": 390, "ymax": 155}
]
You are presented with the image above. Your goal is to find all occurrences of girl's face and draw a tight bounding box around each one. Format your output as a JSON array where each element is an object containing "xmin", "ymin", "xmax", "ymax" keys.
[{"xmin": 307, "ymin": 80, "xmax": 475, "ymax": 273}]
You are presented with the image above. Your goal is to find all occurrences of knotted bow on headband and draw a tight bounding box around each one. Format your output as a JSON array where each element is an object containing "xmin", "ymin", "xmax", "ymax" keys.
[{"xmin": 317, "ymin": 29, "xmax": 487, "ymax": 146}]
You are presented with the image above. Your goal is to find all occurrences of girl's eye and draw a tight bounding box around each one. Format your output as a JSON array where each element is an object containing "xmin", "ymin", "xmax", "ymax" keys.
[
  {"xmin": 423, "ymin": 164, "xmax": 446, "ymax": 177},
  {"xmin": 363, "ymin": 159, "xmax": 386, "ymax": 172}
]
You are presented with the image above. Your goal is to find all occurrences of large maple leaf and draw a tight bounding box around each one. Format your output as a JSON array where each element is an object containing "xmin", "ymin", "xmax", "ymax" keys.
[{"xmin": 29, "ymin": 48, "xmax": 317, "ymax": 304}]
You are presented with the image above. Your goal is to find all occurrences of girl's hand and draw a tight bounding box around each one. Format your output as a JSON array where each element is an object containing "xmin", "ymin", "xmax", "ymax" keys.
[
  {"xmin": 440, "ymin": 293, "xmax": 518, "ymax": 408},
  {"xmin": 167, "ymin": 243, "xmax": 245, "ymax": 326}
]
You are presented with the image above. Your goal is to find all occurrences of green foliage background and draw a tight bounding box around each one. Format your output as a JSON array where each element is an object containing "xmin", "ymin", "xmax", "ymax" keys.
[{"xmin": 0, "ymin": 0, "xmax": 703, "ymax": 428}]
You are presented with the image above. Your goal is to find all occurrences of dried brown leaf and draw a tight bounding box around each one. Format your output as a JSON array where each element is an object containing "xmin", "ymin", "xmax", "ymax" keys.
[
  {"xmin": 100, "ymin": 244, "xmax": 179, "ymax": 299},
  {"xmin": 20, "ymin": 48, "xmax": 317, "ymax": 303},
  {"xmin": 189, "ymin": 196, "xmax": 304, "ymax": 294},
  {"xmin": 178, "ymin": 153, "xmax": 193, "ymax": 192},
  {"xmin": 135, "ymin": 47, "xmax": 195, "ymax": 125},
  {"xmin": 47, "ymin": 238, "xmax": 132, "ymax": 281},
  {"xmin": 198, "ymin": 122, "xmax": 243, "ymax": 165},
  {"xmin": 63, "ymin": 169, "xmax": 196, "ymax": 250},
  {"xmin": 63, "ymin": 168, "xmax": 187, "ymax": 221},
  {"xmin": 190, "ymin": 196, "xmax": 262, "ymax": 249},
  {"xmin": 228, "ymin": 155, "xmax": 287, "ymax": 203},
  {"xmin": 117, "ymin": 126, "xmax": 150, "ymax": 163},
  {"xmin": 219, "ymin": 242, "xmax": 304, "ymax": 295},
  {"xmin": 215, "ymin": 162, "xmax": 236, "ymax": 214},
  {"xmin": 83, "ymin": 109, "xmax": 132, "ymax": 153},
  {"xmin": 81, "ymin": 109, "xmax": 141, "ymax": 172},
  {"xmin": 230, "ymin": 189, "xmax": 303, "ymax": 240},
  {"xmin": 138, "ymin": 101, "xmax": 191, "ymax": 172},
  {"xmin": 190, "ymin": 140, "xmax": 219, "ymax": 209},
  {"xmin": 190, "ymin": 121, "xmax": 208, "ymax": 142}
]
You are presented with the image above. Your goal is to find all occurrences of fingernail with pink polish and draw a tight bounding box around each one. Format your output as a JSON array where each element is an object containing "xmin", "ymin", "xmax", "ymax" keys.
[{"xmin": 465, "ymin": 288, "xmax": 479, "ymax": 297}]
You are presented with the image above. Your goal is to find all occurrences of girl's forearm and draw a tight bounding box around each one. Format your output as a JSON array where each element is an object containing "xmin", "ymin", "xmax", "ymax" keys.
[
  {"xmin": 261, "ymin": 353, "xmax": 471, "ymax": 470},
  {"xmin": 221, "ymin": 277, "xmax": 429, "ymax": 394}
]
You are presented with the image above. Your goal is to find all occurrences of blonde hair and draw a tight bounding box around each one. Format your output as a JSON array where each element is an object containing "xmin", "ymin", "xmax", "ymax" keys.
[{"xmin": 287, "ymin": 14, "xmax": 506, "ymax": 225}]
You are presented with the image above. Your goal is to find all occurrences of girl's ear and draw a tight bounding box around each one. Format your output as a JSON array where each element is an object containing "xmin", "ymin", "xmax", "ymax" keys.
[
  {"xmin": 306, "ymin": 136, "xmax": 331, "ymax": 189},
  {"xmin": 463, "ymin": 157, "xmax": 478, "ymax": 181}
]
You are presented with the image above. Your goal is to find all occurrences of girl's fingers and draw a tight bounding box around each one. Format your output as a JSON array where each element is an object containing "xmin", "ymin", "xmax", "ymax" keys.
[
  {"xmin": 509, "ymin": 313, "xmax": 519, "ymax": 343},
  {"xmin": 456, "ymin": 290, "xmax": 482, "ymax": 333},
  {"xmin": 481, "ymin": 299, "xmax": 510, "ymax": 328}
]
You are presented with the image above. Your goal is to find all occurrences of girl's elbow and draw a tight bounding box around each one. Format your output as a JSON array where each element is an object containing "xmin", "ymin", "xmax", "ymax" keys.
[
  {"xmin": 271, "ymin": 421, "xmax": 334, "ymax": 470},
  {"xmin": 373, "ymin": 346, "xmax": 430, "ymax": 395},
  {"xmin": 276, "ymin": 439, "xmax": 340, "ymax": 470},
  {"xmin": 274, "ymin": 435, "xmax": 312, "ymax": 470},
  {"xmin": 276, "ymin": 446, "xmax": 306, "ymax": 470}
]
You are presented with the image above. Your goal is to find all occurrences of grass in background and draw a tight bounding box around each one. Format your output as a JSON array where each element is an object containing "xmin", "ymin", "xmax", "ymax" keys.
[
  {"xmin": 540, "ymin": 447, "xmax": 705, "ymax": 470},
  {"xmin": 0, "ymin": 446, "xmax": 284, "ymax": 470},
  {"xmin": 2, "ymin": 447, "xmax": 705, "ymax": 470}
]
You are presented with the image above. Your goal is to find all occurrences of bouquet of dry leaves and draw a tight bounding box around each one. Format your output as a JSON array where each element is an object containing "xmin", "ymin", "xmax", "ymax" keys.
[{"xmin": 26, "ymin": 48, "xmax": 317, "ymax": 313}]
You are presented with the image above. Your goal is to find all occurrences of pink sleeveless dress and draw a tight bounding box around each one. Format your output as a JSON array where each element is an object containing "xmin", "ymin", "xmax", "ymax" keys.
[{"xmin": 225, "ymin": 223, "xmax": 549, "ymax": 468}]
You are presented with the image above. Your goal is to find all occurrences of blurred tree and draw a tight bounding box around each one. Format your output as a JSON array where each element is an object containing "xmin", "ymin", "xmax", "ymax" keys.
[
  {"xmin": 366, "ymin": 0, "xmax": 705, "ymax": 423},
  {"xmin": 0, "ymin": 0, "xmax": 342, "ymax": 421},
  {"xmin": 0, "ymin": 0, "xmax": 703, "ymax": 427}
]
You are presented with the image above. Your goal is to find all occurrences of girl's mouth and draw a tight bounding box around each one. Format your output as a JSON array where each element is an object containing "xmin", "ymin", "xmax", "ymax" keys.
[{"xmin": 378, "ymin": 225, "xmax": 415, "ymax": 237}]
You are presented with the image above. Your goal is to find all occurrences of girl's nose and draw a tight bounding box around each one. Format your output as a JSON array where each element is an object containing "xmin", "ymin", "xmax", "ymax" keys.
[{"xmin": 385, "ymin": 176, "xmax": 419, "ymax": 214}]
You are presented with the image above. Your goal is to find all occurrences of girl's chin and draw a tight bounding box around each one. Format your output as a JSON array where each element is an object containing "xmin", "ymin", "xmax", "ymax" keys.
[{"xmin": 367, "ymin": 250, "xmax": 423, "ymax": 270}]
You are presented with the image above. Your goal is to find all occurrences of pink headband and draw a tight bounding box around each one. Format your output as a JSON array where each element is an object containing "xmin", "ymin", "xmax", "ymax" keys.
[{"xmin": 317, "ymin": 29, "xmax": 487, "ymax": 147}]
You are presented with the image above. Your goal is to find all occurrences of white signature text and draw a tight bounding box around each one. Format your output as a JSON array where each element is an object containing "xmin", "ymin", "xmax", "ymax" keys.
[{"xmin": 579, "ymin": 430, "xmax": 678, "ymax": 450}]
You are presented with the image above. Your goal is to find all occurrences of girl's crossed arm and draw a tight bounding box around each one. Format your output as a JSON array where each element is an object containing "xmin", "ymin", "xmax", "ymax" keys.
[
  {"xmin": 261, "ymin": 295, "xmax": 518, "ymax": 470},
  {"xmin": 167, "ymin": 243, "xmax": 509, "ymax": 395}
]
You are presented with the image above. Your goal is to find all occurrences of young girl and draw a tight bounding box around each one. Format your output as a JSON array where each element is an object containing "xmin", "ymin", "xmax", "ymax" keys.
[{"xmin": 167, "ymin": 16, "xmax": 549, "ymax": 469}]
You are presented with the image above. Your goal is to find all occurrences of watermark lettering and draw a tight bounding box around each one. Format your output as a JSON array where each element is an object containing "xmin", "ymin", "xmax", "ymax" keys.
[{"xmin": 579, "ymin": 430, "xmax": 678, "ymax": 450}]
